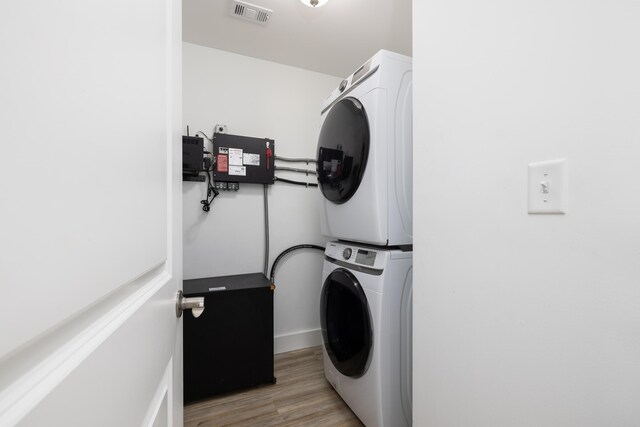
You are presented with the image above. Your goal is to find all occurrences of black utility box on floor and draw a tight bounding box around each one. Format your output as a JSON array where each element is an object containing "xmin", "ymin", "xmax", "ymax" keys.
[{"xmin": 183, "ymin": 273, "xmax": 275, "ymax": 404}]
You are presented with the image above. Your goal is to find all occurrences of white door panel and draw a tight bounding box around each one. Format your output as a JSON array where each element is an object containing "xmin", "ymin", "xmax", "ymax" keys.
[
  {"xmin": 0, "ymin": 0, "xmax": 169, "ymax": 358},
  {"xmin": 146, "ymin": 358, "xmax": 173, "ymax": 427},
  {"xmin": 0, "ymin": 0, "xmax": 183, "ymax": 425},
  {"xmin": 17, "ymin": 279, "xmax": 176, "ymax": 427}
]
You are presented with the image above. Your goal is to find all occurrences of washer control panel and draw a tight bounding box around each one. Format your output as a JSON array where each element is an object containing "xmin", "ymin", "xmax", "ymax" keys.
[
  {"xmin": 355, "ymin": 249, "xmax": 376, "ymax": 267},
  {"xmin": 326, "ymin": 242, "xmax": 385, "ymax": 270}
]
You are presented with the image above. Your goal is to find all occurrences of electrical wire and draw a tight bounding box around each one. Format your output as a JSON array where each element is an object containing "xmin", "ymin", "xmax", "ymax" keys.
[
  {"xmin": 196, "ymin": 131, "xmax": 213, "ymax": 143},
  {"xmin": 263, "ymin": 184, "xmax": 270, "ymax": 276},
  {"xmin": 197, "ymin": 131, "xmax": 215, "ymax": 212},
  {"xmin": 274, "ymin": 176, "xmax": 318, "ymax": 187},
  {"xmin": 274, "ymin": 166, "xmax": 317, "ymax": 175},
  {"xmin": 269, "ymin": 244, "xmax": 325, "ymax": 283},
  {"xmin": 275, "ymin": 155, "xmax": 317, "ymax": 164},
  {"xmin": 200, "ymin": 158, "xmax": 218, "ymax": 212}
]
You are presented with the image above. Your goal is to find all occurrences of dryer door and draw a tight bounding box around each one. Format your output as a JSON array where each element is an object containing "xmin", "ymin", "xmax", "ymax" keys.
[
  {"xmin": 320, "ymin": 267, "xmax": 373, "ymax": 378},
  {"xmin": 317, "ymin": 97, "xmax": 369, "ymax": 204}
]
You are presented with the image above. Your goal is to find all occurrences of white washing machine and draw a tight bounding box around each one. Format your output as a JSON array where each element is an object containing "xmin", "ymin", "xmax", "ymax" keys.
[
  {"xmin": 320, "ymin": 241, "xmax": 412, "ymax": 427},
  {"xmin": 316, "ymin": 50, "xmax": 412, "ymax": 247}
]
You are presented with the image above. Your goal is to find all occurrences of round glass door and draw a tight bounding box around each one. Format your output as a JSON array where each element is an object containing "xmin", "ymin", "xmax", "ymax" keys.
[
  {"xmin": 316, "ymin": 97, "xmax": 370, "ymax": 204},
  {"xmin": 320, "ymin": 268, "xmax": 373, "ymax": 378}
]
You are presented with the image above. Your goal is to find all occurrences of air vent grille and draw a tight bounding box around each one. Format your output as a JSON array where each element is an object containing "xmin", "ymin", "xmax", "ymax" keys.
[
  {"xmin": 256, "ymin": 10, "xmax": 269, "ymax": 23},
  {"xmin": 230, "ymin": 0, "xmax": 273, "ymax": 26}
]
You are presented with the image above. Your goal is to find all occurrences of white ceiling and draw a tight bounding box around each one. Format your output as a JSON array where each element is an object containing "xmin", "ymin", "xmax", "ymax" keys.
[{"xmin": 182, "ymin": 0, "xmax": 412, "ymax": 78}]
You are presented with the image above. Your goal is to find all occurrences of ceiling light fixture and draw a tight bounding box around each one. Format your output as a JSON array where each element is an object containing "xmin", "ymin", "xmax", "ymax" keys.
[{"xmin": 300, "ymin": 0, "xmax": 328, "ymax": 7}]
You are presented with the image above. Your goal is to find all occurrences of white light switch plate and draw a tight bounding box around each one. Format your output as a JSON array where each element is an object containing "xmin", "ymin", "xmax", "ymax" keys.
[{"xmin": 528, "ymin": 159, "xmax": 567, "ymax": 214}]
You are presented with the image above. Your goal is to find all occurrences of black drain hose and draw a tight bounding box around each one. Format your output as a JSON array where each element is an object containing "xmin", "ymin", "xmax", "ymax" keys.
[{"xmin": 269, "ymin": 244, "xmax": 325, "ymax": 283}]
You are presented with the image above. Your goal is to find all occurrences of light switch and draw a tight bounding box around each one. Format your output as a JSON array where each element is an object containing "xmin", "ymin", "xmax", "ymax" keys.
[{"xmin": 528, "ymin": 159, "xmax": 567, "ymax": 214}]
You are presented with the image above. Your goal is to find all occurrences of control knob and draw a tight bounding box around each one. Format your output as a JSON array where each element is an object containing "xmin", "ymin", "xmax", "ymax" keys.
[
  {"xmin": 343, "ymin": 248, "xmax": 352, "ymax": 260},
  {"xmin": 339, "ymin": 79, "xmax": 348, "ymax": 92}
]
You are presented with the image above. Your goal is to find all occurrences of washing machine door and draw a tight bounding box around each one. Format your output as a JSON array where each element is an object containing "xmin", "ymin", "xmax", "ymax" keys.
[
  {"xmin": 316, "ymin": 97, "xmax": 370, "ymax": 205},
  {"xmin": 320, "ymin": 268, "xmax": 373, "ymax": 378}
]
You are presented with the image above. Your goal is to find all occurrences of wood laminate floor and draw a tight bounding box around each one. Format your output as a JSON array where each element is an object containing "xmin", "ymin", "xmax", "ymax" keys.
[{"xmin": 184, "ymin": 346, "xmax": 363, "ymax": 427}]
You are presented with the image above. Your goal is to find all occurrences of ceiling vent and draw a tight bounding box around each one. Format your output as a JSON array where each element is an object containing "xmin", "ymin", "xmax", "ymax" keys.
[{"xmin": 230, "ymin": 1, "xmax": 273, "ymax": 25}]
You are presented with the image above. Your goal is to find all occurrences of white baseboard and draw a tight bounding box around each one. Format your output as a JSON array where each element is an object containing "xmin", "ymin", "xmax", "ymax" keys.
[{"xmin": 274, "ymin": 329, "xmax": 322, "ymax": 354}]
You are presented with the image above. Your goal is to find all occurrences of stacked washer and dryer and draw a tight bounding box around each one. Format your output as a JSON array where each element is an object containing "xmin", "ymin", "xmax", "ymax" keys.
[{"xmin": 316, "ymin": 50, "xmax": 413, "ymax": 427}]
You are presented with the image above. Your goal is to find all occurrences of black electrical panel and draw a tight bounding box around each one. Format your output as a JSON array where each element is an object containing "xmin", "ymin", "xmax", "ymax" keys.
[
  {"xmin": 183, "ymin": 273, "xmax": 275, "ymax": 403},
  {"xmin": 182, "ymin": 136, "xmax": 205, "ymax": 182},
  {"xmin": 212, "ymin": 133, "xmax": 275, "ymax": 185}
]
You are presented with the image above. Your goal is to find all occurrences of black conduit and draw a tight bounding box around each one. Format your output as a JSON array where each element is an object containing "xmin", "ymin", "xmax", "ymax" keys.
[
  {"xmin": 263, "ymin": 184, "xmax": 270, "ymax": 276},
  {"xmin": 269, "ymin": 244, "xmax": 325, "ymax": 283},
  {"xmin": 274, "ymin": 176, "xmax": 318, "ymax": 187}
]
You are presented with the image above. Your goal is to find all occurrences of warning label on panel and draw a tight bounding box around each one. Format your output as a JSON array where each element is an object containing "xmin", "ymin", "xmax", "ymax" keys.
[
  {"xmin": 228, "ymin": 148, "xmax": 243, "ymax": 166},
  {"xmin": 218, "ymin": 147, "xmax": 229, "ymax": 154},
  {"xmin": 228, "ymin": 165, "xmax": 246, "ymax": 176},
  {"xmin": 216, "ymin": 154, "xmax": 228, "ymax": 173},
  {"xmin": 243, "ymin": 153, "xmax": 260, "ymax": 166}
]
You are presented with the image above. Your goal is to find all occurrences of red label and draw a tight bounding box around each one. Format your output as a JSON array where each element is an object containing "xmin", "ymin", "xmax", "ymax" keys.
[{"xmin": 217, "ymin": 154, "xmax": 228, "ymax": 173}]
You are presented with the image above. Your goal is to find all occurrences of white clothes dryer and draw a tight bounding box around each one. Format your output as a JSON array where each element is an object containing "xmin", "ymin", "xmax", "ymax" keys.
[
  {"xmin": 316, "ymin": 50, "xmax": 412, "ymax": 247},
  {"xmin": 320, "ymin": 241, "xmax": 413, "ymax": 427}
]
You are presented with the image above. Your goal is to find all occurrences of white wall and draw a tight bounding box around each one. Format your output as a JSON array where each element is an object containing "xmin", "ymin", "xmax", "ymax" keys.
[
  {"xmin": 414, "ymin": 1, "xmax": 640, "ymax": 425},
  {"xmin": 182, "ymin": 43, "xmax": 341, "ymax": 353}
]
